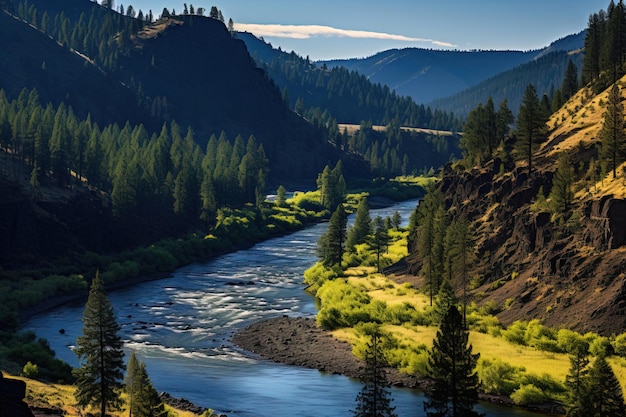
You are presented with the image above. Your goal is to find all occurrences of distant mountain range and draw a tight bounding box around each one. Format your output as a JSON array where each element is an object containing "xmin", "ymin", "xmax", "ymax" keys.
[
  {"xmin": 241, "ymin": 30, "xmax": 586, "ymax": 119},
  {"xmin": 321, "ymin": 32, "xmax": 586, "ymax": 109}
]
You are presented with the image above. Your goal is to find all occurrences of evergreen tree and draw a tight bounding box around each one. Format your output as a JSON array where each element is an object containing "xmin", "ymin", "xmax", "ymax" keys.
[
  {"xmin": 549, "ymin": 153, "xmax": 575, "ymax": 214},
  {"xmin": 370, "ymin": 216, "xmax": 390, "ymax": 272},
  {"xmin": 583, "ymin": 11, "xmax": 606, "ymax": 85},
  {"xmin": 424, "ymin": 306, "xmax": 483, "ymax": 417},
  {"xmin": 442, "ymin": 215, "xmax": 474, "ymax": 326},
  {"xmin": 125, "ymin": 352, "xmax": 168, "ymax": 417},
  {"xmin": 275, "ymin": 185, "xmax": 287, "ymax": 207},
  {"xmin": 580, "ymin": 355, "xmax": 626, "ymax": 417},
  {"xmin": 432, "ymin": 278, "xmax": 457, "ymax": 325},
  {"xmin": 352, "ymin": 332, "xmax": 398, "ymax": 417},
  {"xmin": 561, "ymin": 59, "xmax": 579, "ymax": 102},
  {"xmin": 317, "ymin": 203, "xmax": 347, "ymax": 267},
  {"xmin": 346, "ymin": 197, "xmax": 371, "ymax": 252},
  {"xmin": 600, "ymin": 83, "xmax": 626, "ymax": 178},
  {"xmin": 416, "ymin": 185, "xmax": 445, "ymax": 306},
  {"xmin": 74, "ymin": 272, "xmax": 125, "ymax": 417},
  {"xmin": 565, "ymin": 345, "xmax": 590, "ymax": 417},
  {"xmin": 515, "ymin": 84, "xmax": 548, "ymax": 175}
]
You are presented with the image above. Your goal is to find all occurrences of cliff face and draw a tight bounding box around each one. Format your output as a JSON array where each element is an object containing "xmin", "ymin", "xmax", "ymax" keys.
[{"xmin": 421, "ymin": 159, "xmax": 626, "ymax": 335}]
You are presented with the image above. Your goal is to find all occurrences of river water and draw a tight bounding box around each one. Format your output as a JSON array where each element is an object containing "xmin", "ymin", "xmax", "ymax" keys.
[{"xmin": 25, "ymin": 200, "xmax": 549, "ymax": 417}]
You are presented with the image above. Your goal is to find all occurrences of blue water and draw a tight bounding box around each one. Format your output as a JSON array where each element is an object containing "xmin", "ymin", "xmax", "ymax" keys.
[{"xmin": 25, "ymin": 200, "xmax": 550, "ymax": 416}]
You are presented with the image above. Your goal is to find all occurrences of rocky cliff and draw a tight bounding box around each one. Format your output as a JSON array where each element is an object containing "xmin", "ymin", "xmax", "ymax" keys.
[{"xmin": 405, "ymin": 79, "xmax": 626, "ymax": 335}]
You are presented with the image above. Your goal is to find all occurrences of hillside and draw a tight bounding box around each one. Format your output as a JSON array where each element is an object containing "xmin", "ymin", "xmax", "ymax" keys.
[
  {"xmin": 0, "ymin": 10, "xmax": 145, "ymax": 127},
  {"xmin": 320, "ymin": 31, "xmax": 585, "ymax": 117},
  {"xmin": 0, "ymin": 0, "xmax": 361, "ymax": 181},
  {"xmin": 429, "ymin": 49, "xmax": 584, "ymax": 118},
  {"xmin": 405, "ymin": 76, "xmax": 626, "ymax": 335},
  {"xmin": 322, "ymin": 48, "xmax": 537, "ymax": 104}
]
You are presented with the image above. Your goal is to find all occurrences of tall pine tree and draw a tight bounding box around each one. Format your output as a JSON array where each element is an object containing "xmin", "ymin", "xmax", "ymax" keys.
[
  {"xmin": 74, "ymin": 272, "xmax": 125, "ymax": 416},
  {"xmin": 352, "ymin": 331, "xmax": 397, "ymax": 417},
  {"xmin": 424, "ymin": 306, "xmax": 483, "ymax": 417},
  {"xmin": 516, "ymin": 84, "xmax": 548, "ymax": 175},
  {"xmin": 600, "ymin": 83, "xmax": 626, "ymax": 178}
]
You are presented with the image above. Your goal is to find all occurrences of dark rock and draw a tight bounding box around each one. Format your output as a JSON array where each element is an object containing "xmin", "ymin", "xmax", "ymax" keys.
[{"xmin": 0, "ymin": 373, "xmax": 35, "ymax": 417}]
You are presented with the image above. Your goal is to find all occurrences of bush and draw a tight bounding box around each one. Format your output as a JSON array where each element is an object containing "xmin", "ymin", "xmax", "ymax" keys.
[
  {"xmin": 613, "ymin": 333, "xmax": 626, "ymax": 357},
  {"xmin": 510, "ymin": 384, "xmax": 547, "ymax": 406},
  {"xmin": 22, "ymin": 361, "xmax": 38, "ymax": 378},
  {"xmin": 478, "ymin": 358, "xmax": 525, "ymax": 396},
  {"xmin": 502, "ymin": 320, "xmax": 527, "ymax": 345}
]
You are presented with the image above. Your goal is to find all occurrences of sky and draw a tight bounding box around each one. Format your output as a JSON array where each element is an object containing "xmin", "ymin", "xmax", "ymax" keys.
[{"xmin": 126, "ymin": 0, "xmax": 611, "ymax": 60}]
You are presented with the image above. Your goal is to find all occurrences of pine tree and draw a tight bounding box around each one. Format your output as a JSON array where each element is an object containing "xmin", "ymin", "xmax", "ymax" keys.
[
  {"xmin": 370, "ymin": 216, "xmax": 390, "ymax": 273},
  {"xmin": 125, "ymin": 352, "xmax": 168, "ymax": 417},
  {"xmin": 516, "ymin": 84, "xmax": 548, "ymax": 175},
  {"xmin": 600, "ymin": 83, "xmax": 626, "ymax": 178},
  {"xmin": 346, "ymin": 197, "xmax": 371, "ymax": 252},
  {"xmin": 561, "ymin": 59, "xmax": 579, "ymax": 101},
  {"xmin": 317, "ymin": 203, "xmax": 347, "ymax": 267},
  {"xmin": 275, "ymin": 185, "xmax": 287, "ymax": 207},
  {"xmin": 424, "ymin": 306, "xmax": 483, "ymax": 417},
  {"xmin": 352, "ymin": 332, "xmax": 397, "ymax": 417},
  {"xmin": 581, "ymin": 355, "xmax": 626, "ymax": 417},
  {"xmin": 549, "ymin": 153, "xmax": 575, "ymax": 214},
  {"xmin": 74, "ymin": 272, "xmax": 125, "ymax": 416},
  {"xmin": 565, "ymin": 345, "xmax": 590, "ymax": 417}
]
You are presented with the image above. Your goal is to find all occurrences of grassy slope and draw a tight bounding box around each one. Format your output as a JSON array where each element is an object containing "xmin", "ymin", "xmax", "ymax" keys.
[
  {"xmin": 4, "ymin": 372, "xmax": 201, "ymax": 417},
  {"xmin": 331, "ymin": 270, "xmax": 626, "ymax": 399}
]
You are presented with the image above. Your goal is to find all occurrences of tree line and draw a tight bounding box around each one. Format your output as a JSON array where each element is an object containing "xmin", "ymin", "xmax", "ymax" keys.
[
  {"xmin": 0, "ymin": 87, "xmax": 269, "ymax": 229},
  {"xmin": 583, "ymin": 0, "xmax": 626, "ymax": 89},
  {"xmin": 252, "ymin": 49, "xmax": 462, "ymax": 132}
]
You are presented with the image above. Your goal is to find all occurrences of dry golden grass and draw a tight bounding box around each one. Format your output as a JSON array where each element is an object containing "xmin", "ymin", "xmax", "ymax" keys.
[{"xmin": 4, "ymin": 372, "xmax": 202, "ymax": 417}]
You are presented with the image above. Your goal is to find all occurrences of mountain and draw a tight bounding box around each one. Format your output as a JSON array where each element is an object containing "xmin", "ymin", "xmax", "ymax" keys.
[
  {"xmin": 321, "ymin": 48, "xmax": 538, "ymax": 105},
  {"xmin": 242, "ymin": 29, "xmax": 586, "ymax": 122},
  {"xmin": 0, "ymin": 10, "xmax": 145, "ymax": 127},
  {"xmin": 404, "ymin": 76, "xmax": 626, "ymax": 335},
  {"xmin": 238, "ymin": 31, "xmax": 462, "ymax": 132},
  {"xmin": 1, "ymin": 0, "xmax": 360, "ymax": 181},
  {"xmin": 429, "ymin": 49, "xmax": 584, "ymax": 119}
]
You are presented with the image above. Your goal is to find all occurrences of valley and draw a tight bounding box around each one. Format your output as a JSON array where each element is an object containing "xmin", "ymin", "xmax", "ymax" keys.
[{"xmin": 2, "ymin": 0, "xmax": 626, "ymax": 416}]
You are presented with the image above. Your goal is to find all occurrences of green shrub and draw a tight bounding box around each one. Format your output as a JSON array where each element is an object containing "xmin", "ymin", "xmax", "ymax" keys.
[
  {"xmin": 557, "ymin": 328, "xmax": 589, "ymax": 355},
  {"xmin": 613, "ymin": 333, "xmax": 626, "ymax": 357},
  {"xmin": 22, "ymin": 361, "xmax": 38, "ymax": 378},
  {"xmin": 478, "ymin": 358, "xmax": 525, "ymax": 396},
  {"xmin": 511, "ymin": 384, "xmax": 546, "ymax": 406},
  {"xmin": 502, "ymin": 320, "xmax": 527, "ymax": 345}
]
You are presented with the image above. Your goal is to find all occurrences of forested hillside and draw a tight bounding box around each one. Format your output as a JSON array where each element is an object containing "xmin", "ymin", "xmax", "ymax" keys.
[
  {"xmin": 405, "ymin": 1, "xmax": 626, "ymax": 335},
  {"xmin": 1, "ymin": 0, "xmax": 352, "ymax": 180},
  {"xmin": 322, "ymin": 48, "xmax": 538, "ymax": 104},
  {"xmin": 430, "ymin": 50, "xmax": 584, "ymax": 119},
  {"xmin": 239, "ymin": 32, "xmax": 461, "ymax": 132}
]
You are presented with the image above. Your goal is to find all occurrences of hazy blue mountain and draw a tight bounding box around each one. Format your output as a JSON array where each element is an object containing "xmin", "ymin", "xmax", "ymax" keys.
[{"xmin": 320, "ymin": 49, "xmax": 537, "ymax": 104}]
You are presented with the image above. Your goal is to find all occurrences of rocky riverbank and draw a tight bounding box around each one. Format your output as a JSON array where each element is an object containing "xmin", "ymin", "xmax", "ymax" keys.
[{"xmin": 231, "ymin": 315, "xmax": 424, "ymax": 389}]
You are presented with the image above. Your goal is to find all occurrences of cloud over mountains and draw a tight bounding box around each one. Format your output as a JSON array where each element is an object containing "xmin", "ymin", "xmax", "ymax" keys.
[{"xmin": 235, "ymin": 23, "xmax": 456, "ymax": 48}]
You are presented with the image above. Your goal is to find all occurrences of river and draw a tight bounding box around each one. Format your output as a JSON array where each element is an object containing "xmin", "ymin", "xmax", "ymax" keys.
[{"xmin": 25, "ymin": 200, "xmax": 550, "ymax": 417}]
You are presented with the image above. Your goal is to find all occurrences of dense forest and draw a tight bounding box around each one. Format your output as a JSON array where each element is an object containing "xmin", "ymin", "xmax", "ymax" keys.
[
  {"xmin": 430, "ymin": 50, "xmax": 584, "ymax": 119},
  {"xmin": 241, "ymin": 33, "xmax": 462, "ymax": 132},
  {"xmin": 0, "ymin": 87, "xmax": 269, "ymax": 236}
]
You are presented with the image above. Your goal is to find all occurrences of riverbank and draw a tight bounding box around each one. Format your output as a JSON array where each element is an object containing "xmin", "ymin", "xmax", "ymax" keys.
[
  {"xmin": 232, "ymin": 315, "xmax": 424, "ymax": 389},
  {"xmin": 231, "ymin": 315, "xmax": 566, "ymax": 416}
]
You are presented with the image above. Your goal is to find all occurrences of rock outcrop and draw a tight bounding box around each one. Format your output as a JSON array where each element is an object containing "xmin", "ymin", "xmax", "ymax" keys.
[
  {"xmin": 406, "ymin": 159, "xmax": 626, "ymax": 335},
  {"xmin": 0, "ymin": 373, "xmax": 35, "ymax": 417}
]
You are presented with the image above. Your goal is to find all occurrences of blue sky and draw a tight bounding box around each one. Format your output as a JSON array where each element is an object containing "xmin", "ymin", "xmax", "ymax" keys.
[{"xmin": 126, "ymin": 0, "xmax": 610, "ymax": 60}]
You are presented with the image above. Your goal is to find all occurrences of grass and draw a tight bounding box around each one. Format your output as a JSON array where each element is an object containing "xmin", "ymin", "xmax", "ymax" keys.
[
  {"xmin": 322, "ymin": 240, "xmax": 626, "ymax": 401},
  {"xmin": 4, "ymin": 372, "xmax": 205, "ymax": 417}
]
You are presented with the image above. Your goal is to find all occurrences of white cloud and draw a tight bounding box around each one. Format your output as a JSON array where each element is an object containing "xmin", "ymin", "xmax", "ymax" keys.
[{"xmin": 235, "ymin": 23, "xmax": 457, "ymax": 48}]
